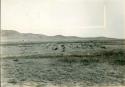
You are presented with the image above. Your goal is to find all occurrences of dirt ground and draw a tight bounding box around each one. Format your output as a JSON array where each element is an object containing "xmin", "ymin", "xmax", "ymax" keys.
[
  {"xmin": 1, "ymin": 57, "xmax": 125, "ymax": 87},
  {"xmin": 1, "ymin": 41, "xmax": 125, "ymax": 87}
]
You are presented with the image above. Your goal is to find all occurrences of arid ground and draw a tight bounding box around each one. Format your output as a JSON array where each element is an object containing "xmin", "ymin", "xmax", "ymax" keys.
[{"xmin": 1, "ymin": 40, "xmax": 125, "ymax": 87}]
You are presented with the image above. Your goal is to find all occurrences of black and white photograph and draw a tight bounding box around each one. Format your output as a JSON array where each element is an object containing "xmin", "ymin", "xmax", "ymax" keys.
[{"xmin": 1, "ymin": 0, "xmax": 125, "ymax": 87}]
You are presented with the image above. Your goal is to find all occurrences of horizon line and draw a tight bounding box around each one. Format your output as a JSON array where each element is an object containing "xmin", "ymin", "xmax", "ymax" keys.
[{"xmin": 1, "ymin": 29, "xmax": 125, "ymax": 39}]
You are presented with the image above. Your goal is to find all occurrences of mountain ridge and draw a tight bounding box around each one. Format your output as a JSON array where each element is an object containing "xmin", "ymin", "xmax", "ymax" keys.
[{"xmin": 1, "ymin": 30, "xmax": 122, "ymax": 42}]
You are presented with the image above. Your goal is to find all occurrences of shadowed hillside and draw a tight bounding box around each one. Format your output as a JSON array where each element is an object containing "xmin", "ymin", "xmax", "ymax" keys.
[{"xmin": 1, "ymin": 30, "xmax": 122, "ymax": 43}]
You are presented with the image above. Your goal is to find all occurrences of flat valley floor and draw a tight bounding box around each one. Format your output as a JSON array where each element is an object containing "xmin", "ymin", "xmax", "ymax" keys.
[{"xmin": 1, "ymin": 41, "xmax": 125, "ymax": 87}]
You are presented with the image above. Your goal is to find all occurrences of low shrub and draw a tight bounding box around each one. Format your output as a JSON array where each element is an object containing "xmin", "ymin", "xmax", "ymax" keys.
[
  {"xmin": 7, "ymin": 79, "xmax": 17, "ymax": 84},
  {"xmin": 113, "ymin": 60, "xmax": 125, "ymax": 65}
]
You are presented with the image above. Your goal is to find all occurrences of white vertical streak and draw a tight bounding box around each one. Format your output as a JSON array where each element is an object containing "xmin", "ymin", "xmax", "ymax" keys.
[{"xmin": 104, "ymin": 5, "xmax": 106, "ymax": 29}]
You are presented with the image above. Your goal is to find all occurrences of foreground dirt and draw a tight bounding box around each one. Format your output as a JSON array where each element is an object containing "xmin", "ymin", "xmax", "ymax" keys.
[
  {"xmin": 1, "ymin": 58, "xmax": 125, "ymax": 87},
  {"xmin": 1, "ymin": 41, "xmax": 125, "ymax": 87}
]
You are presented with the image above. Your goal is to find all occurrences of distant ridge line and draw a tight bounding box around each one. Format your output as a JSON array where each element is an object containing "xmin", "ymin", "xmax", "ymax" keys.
[{"xmin": 1, "ymin": 30, "xmax": 124, "ymax": 43}]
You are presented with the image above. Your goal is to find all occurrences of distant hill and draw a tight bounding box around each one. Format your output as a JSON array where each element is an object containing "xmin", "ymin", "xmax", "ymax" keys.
[
  {"xmin": 1, "ymin": 30, "xmax": 21, "ymax": 36},
  {"xmin": 1, "ymin": 30, "xmax": 120, "ymax": 43}
]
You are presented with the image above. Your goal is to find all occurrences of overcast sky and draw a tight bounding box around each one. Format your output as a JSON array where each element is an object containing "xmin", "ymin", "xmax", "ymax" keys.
[{"xmin": 1, "ymin": 0, "xmax": 125, "ymax": 38}]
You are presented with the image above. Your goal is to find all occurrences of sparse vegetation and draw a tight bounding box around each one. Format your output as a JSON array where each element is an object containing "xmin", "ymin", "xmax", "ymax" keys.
[
  {"xmin": 7, "ymin": 79, "xmax": 17, "ymax": 84},
  {"xmin": 1, "ymin": 40, "xmax": 125, "ymax": 87}
]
